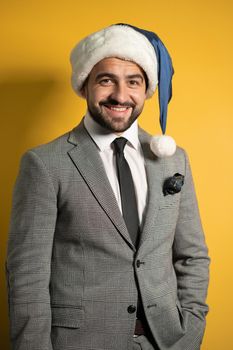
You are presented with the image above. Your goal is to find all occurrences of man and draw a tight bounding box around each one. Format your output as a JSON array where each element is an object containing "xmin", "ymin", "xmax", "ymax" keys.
[{"xmin": 6, "ymin": 24, "xmax": 209, "ymax": 350}]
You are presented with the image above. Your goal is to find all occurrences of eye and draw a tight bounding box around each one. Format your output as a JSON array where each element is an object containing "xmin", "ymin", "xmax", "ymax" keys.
[
  {"xmin": 99, "ymin": 78, "xmax": 114, "ymax": 86},
  {"xmin": 128, "ymin": 80, "xmax": 140, "ymax": 87}
]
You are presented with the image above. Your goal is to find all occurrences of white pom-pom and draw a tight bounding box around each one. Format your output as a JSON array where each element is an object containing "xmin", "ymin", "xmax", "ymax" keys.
[{"xmin": 150, "ymin": 135, "xmax": 176, "ymax": 157}]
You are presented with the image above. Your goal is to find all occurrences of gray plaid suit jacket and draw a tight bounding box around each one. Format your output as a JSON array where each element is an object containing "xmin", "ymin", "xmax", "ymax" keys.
[{"xmin": 6, "ymin": 121, "xmax": 209, "ymax": 350}]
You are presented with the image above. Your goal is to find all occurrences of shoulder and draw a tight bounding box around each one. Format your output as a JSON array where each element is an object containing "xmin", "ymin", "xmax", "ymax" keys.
[
  {"xmin": 16, "ymin": 131, "xmax": 72, "ymax": 181},
  {"xmin": 20, "ymin": 120, "xmax": 85, "ymax": 164},
  {"xmin": 28, "ymin": 131, "xmax": 71, "ymax": 158},
  {"xmin": 18, "ymin": 128, "xmax": 77, "ymax": 180}
]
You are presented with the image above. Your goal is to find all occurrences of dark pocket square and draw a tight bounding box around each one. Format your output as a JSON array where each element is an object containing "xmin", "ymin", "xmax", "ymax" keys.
[{"xmin": 163, "ymin": 173, "xmax": 184, "ymax": 196}]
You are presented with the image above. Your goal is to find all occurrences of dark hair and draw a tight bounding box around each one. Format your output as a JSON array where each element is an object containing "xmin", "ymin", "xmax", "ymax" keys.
[{"xmin": 142, "ymin": 70, "xmax": 149, "ymax": 91}]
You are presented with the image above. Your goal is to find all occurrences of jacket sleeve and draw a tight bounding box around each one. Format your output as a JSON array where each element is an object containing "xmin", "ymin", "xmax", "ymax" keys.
[
  {"xmin": 171, "ymin": 150, "xmax": 210, "ymax": 349},
  {"xmin": 6, "ymin": 150, "xmax": 57, "ymax": 350}
]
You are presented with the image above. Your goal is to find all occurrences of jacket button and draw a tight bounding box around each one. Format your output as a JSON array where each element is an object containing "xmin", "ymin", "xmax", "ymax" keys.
[
  {"xmin": 136, "ymin": 260, "xmax": 144, "ymax": 268},
  {"xmin": 127, "ymin": 305, "xmax": 136, "ymax": 314}
]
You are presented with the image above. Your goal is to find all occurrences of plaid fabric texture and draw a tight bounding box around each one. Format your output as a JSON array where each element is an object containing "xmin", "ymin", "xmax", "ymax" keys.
[{"xmin": 6, "ymin": 121, "xmax": 209, "ymax": 350}]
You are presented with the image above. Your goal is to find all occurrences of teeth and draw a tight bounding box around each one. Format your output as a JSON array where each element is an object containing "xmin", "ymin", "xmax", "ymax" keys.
[{"xmin": 110, "ymin": 107, "xmax": 128, "ymax": 111}]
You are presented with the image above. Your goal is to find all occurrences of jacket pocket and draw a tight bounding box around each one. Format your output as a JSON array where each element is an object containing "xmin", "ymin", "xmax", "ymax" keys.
[
  {"xmin": 51, "ymin": 305, "xmax": 84, "ymax": 329},
  {"xmin": 147, "ymin": 293, "xmax": 186, "ymax": 347}
]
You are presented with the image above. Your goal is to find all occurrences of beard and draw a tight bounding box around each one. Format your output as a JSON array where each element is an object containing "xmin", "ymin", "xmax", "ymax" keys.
[{"xmin": 87, "ymin": 98, "xmax": 144, "ymax": 133}]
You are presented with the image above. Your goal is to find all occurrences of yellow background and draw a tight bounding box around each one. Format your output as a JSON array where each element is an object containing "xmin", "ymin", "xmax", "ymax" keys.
[{"xmin": 1, "ymin": 1, "xmax": 233, "ymax": 349}]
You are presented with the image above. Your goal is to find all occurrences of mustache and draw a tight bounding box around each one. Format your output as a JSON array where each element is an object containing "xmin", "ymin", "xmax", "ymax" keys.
[{"xmin": 99, "ymin": 98, "xmax": 135, "ymax": 108}]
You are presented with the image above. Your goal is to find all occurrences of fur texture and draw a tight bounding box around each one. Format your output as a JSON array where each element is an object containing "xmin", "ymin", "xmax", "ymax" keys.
[
  {"xmin": 70, "ymin": 25, "xmax": 158, "ymax": 98},
  {"xmin": 150, "ymin": 135, "xmax": 176, "ymax": 157}
]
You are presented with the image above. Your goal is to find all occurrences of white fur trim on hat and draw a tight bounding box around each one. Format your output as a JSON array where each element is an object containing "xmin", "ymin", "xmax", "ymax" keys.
[{"xmin": 70, "ymin": 24, "xmax": 158, "ymax": 98}]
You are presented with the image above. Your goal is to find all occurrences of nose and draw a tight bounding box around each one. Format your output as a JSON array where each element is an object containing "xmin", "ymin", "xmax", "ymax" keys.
[{"xmin": 110, "ymin": 82, "xmax": 129, "ymax": 104}]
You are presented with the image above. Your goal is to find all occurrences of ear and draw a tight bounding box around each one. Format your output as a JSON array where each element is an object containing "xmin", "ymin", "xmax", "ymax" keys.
[
  {"xmin": 80, "ymin": 78, "xmax": 89, "ymax": 98},
  {"xmin": 80, "ymin": 86, "xmax": 86, "ymax": 98}
]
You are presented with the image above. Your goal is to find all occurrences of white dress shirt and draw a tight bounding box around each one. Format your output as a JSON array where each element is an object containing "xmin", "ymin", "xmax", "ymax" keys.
[{"xmin": 84, "ymin": 112, "xmax": 148, "ymax": 227}]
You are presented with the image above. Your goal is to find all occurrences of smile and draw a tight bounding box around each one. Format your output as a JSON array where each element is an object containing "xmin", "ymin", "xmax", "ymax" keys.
[
  {"xmin": 103, "ymin": 105, "xmax": 132, "ymax": 112},
  {"xmin": 109, "ymin": 107, "xmax": 128, "ymax": 111}
]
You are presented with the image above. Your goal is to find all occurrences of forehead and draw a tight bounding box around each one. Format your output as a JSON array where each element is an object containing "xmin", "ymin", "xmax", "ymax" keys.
[{"xmin": 90, "ymin": 57, "xmax": 145, "ymax": 77}]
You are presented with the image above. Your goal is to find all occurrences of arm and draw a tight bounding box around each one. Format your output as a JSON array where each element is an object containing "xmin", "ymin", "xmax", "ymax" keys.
[
  {"xmin": 6, "ymin": 150, "xmax": 57, "ymax": 350},
  {"xmin": 172, "ymin": 150, "xmax": 210, "ymax": 349}
]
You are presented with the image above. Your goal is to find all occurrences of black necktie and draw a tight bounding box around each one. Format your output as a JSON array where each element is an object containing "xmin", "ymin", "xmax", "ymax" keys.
[{"xmin": 113, "ymin": 137, "xmax": 140, "ymax": 247}]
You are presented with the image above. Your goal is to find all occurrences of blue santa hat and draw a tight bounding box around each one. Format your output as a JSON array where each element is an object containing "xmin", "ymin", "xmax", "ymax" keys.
[{"xmin": 70, "ymin": 23, "xmax": 176, "ymax": 157}]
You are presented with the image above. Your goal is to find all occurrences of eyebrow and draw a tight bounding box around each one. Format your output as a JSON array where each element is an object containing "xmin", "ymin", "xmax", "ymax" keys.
[
  {"xmin": 95, "ymin": 72, "xmax": 144, "ymax": 82},
  {"xmin": 127, "ymin": 74, "xmax": 144, "ymax": 82}
]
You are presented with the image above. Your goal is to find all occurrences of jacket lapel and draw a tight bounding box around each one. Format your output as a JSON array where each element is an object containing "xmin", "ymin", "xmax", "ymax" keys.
[
  {"xmin": 67, "ymin": 121, "xmax": 135, "ymax": 250},
  {"xmin": 138, "ymin": 129, "xmax": 164, "ymax": 247}
]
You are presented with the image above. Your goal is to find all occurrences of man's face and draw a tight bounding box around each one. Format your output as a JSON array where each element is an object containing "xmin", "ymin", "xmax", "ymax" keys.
[{"xmin": 82, "ymin": 57, "xmax": 147, "ymax": 133}]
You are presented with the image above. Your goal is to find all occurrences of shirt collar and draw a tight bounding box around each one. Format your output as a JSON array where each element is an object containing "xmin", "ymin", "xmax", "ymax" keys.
[{"xmin": 84, "ymin": 111, "xmax": 140, "ymax": 151}]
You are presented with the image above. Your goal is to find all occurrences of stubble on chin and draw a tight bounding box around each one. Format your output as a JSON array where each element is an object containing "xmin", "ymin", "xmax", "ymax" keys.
[{"xmin": 88, "ymin": 105, "xmax": 142, "ymax": 133}]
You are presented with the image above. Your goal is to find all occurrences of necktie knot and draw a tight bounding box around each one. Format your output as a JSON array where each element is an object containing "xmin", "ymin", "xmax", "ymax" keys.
[{"xmin": 113, "ymin": 137, "xmax": 128, "ymax": 155}]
